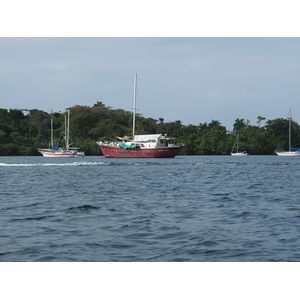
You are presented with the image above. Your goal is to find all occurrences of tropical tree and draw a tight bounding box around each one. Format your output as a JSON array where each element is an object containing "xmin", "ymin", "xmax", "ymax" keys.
[
  {"xmin": 233, "ymin": 118, "xmax": 247, "ymax": 132},
  {"xmin": 257, "ymin": 116, "xmax": 266, "ymax": 128},
  {"xmin": 208, "ymin": 120, "xmax": 221, "ymax": 130}
]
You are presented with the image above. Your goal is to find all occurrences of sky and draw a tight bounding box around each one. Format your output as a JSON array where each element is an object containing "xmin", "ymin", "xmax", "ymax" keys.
[{"xmin": 1, "ymin": 37, "xmax": 300, "ymax": 131}]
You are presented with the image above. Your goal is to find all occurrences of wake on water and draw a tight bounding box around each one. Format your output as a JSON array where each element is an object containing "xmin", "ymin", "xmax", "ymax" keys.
[{"xmin": 0, "ymin": 161, "xmax": 108, "ymax": 167}]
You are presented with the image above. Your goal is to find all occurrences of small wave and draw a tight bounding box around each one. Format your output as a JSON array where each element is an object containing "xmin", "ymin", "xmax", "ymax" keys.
[
  {"xmin": 67, "ymin": 205, "xmax": 100, "ymax": 212},
  {"xmin": 85, "ymin": 242, "xmax": 108, "ymax": 248},
  {"xmin": 110, "ymin": 243, "xmax": 134, "ymax": 249},
  {"xmin": 0, "ymin": 251, "xmax": 12, "ymax": 256},
  {"xmin": 0, "ymin": 163, "xmax": 36, "ymax": 167},
  {"xmin": 234, "ymin": 211, "xmax": 251, "ymax": 218},
  {"xmin": 11, "ymin": 215, "xmax": 55, "ymax": 221}
]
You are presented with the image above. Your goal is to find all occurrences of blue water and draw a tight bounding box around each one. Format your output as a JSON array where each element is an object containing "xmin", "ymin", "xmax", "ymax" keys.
[{"xmin": 1, "ymin": 155, "xmax": 300, "ymax": 262}]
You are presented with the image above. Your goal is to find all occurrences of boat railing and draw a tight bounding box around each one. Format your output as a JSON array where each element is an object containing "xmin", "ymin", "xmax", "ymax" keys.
[{"xmin": 98, "ymin": 141, "xmax": 119, "ymax": 146}]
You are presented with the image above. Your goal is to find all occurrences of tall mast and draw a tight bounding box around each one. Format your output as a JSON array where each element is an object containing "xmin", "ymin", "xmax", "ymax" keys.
[
  {"xmin": 64, "ymin": 113, "xmax": 67, "ymax": 149},
  {"xmin": 289, "ymin": 109, "xmax": 292, "ymax": 152},
  {"xmin": 132, "ymin": 74, "xmax": 137, "ymax": 138},
  {"xmin": 68, "ymin": 109, "xmax": 70, "ymax": 149},
  {"xmin": 66, "ymin": 109, "xmax": 70, "ymax": 150},
  {"xmin": 50, "ymin": 109, "xmax": 54, "ymax": 147}
]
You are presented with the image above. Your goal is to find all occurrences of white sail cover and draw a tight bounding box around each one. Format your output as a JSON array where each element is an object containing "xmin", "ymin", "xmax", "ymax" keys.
[{"xmin": 133, "ymin": 134, "xmax": 162, "ymax": 142}]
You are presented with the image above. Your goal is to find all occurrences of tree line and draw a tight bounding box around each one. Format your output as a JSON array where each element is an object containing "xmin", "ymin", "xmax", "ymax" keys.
[{"xmin": 0, "ymin": 102, "xmax": 299, "ymax": 156}]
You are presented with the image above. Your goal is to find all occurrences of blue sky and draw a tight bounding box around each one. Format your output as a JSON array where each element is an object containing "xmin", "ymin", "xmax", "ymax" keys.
[{"xmin": 1, "ymin": 37, "xmax": 300, "ymax": 130}]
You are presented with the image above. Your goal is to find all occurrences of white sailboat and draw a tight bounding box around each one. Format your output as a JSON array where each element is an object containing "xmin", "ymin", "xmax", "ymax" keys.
[
  {"xmin": 276, "ymin": 109, "xmax": 300, "ymax": 156},
  {"xmin": 231, "ymin": 134, "xmax": 248, "ymax": 156},
  {"xmin": 38, "ymin": 110, "xmax": 78, "ymax": 157}
]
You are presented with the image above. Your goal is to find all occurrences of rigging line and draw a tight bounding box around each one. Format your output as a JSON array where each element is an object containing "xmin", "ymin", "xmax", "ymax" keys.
[
  {"xmin": 275, "ymin": 110, "xmax": 290, "ymax": 150},
  {"xmin": 115, "ymin": 77, "xmax": 133, "ymax": 113},
  {"xmin": 140, "ymin": 84, "xmax": 156, "ymax": 120},
  {"xmin": 115, "ymin": 75, "xmax": 156, "ymax": 121},
  {"xmin": 276, "ymin": 123, "xmax": 287, "ymax": 151},
  {"xmin": 135, "ymin": 76, "xmax": 156, "ymax": 121},
  {"xmin": 39, "ymin": 113, "xmax": 51, "ymax": 148}
]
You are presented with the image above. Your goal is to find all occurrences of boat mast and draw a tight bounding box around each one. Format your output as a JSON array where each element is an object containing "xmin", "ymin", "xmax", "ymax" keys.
[
  {"xmin": 64, "ymin": 113, "xmax": 67, "ymax": 149},
  {"xmin": 289, "ymin": 109, "xmax": 292, "ymax": 152},
  {"xmin": 50, "ymin": 109, "xmax": 54, "ymax": 147},
  {"xmin": 68, "ymin": 109, "xmax": 70, "ymax": 149},
  {"xmin": 66, "ymin": 109, "xmax": 70, "ymax": 150},
  {"xmin": 132, "ymin": 74, "xmax": 137, "ymax": 138}
]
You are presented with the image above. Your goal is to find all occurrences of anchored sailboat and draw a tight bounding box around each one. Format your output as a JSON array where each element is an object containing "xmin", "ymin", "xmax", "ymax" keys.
[
  {"xmin": 38, "ymin": 110, "xmax": 80, "ymax": 157},
  {"xmin": 97, "ymin": 74, "xmax": 184, "ymax": 158},
  {"xmin": 276, "ymin": 109, "xmax": 300, "ymax": 156},
  {"xmin": 231, "ymin": 134, "xmax": 248, "ymax": 156}
]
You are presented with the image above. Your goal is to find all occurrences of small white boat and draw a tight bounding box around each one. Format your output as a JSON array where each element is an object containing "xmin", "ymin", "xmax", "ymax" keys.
[
  {"xmin": 276, "ymin": 109, "xmax": 300, "ymax": 157},
  {"xmin": 231, "ymin": 151, "xmax": 248, "ymax": 156},
  {"xmin": 38, "ymin": 148, "xmax": 77, "ymax": 158},
  {"xmin": 75, "ymin": 151, "xmax": 85, "ymax": 157},
  {"xmin": 276, "ymin": 150, "xmax": 300, "ymax": 157},
  {"xmin": 231, "ymin": 134, "xmax": 248, "ymax": 156}
]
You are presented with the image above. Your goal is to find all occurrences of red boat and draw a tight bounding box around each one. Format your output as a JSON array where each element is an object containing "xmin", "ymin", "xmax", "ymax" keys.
[
  {"xmin": 96, "ymin": 74, "xmax": 184, "ymax": 158},
  {"xmin": 97, "ymin": 134, "xmax": 183, "ymax": 158}
]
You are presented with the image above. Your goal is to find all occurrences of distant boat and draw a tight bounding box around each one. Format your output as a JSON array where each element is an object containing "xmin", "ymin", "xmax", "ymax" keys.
[
  {"xmin": 276, "ymin": 109, "xmax": 300, "ymax": 157},
  {"xmin": 75, "ymin": 151, "xmax": 85, "ymax": 157},
  {"xmin": 231, "ymin": 134, "xmax": 248, "ymax": 156},
  {"xmin": 97, "ymin": 74, "xmax": 184, "ymax": 158},
  {"xmin": 38, "ymin": 110, "xmax": 79, "ymax": 158}
]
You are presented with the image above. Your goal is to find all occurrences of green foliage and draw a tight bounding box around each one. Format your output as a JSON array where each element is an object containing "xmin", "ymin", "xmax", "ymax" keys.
[{"xmin": 0, "ymin": 104, "xmax": 299, "ymax": 156}]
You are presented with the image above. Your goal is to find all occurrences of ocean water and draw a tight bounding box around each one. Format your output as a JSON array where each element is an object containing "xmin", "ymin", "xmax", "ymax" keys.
[{"xmin": 1, "ymin": 155, "xmax": 300, "ymax": 262}]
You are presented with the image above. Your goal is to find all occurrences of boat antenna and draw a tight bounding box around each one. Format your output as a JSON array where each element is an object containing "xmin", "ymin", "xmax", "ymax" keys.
[{"xmin": 132, "ymin": 74, "xmax": 137, "ymax": 138}]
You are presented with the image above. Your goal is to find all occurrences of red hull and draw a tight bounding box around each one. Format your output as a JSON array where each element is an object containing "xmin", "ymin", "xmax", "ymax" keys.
[{"xmin": 99, "ymin": 145, "xmax": 180, "ymax": 158}]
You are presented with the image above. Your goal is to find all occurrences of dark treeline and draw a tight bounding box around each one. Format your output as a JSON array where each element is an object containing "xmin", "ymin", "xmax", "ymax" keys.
[{"xmin": 0, "ymin": 102, "xmax": 299, "ymax": 156}]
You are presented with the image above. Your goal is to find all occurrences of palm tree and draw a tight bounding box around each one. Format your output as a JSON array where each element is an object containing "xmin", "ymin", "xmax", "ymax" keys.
[
  {"xmin": 233, "ymin": 118, "xmax": 246, "ymax": 133},
  {"xmin": 208, "ymin": 120, "xmax": 221, "ymax": 130}
]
